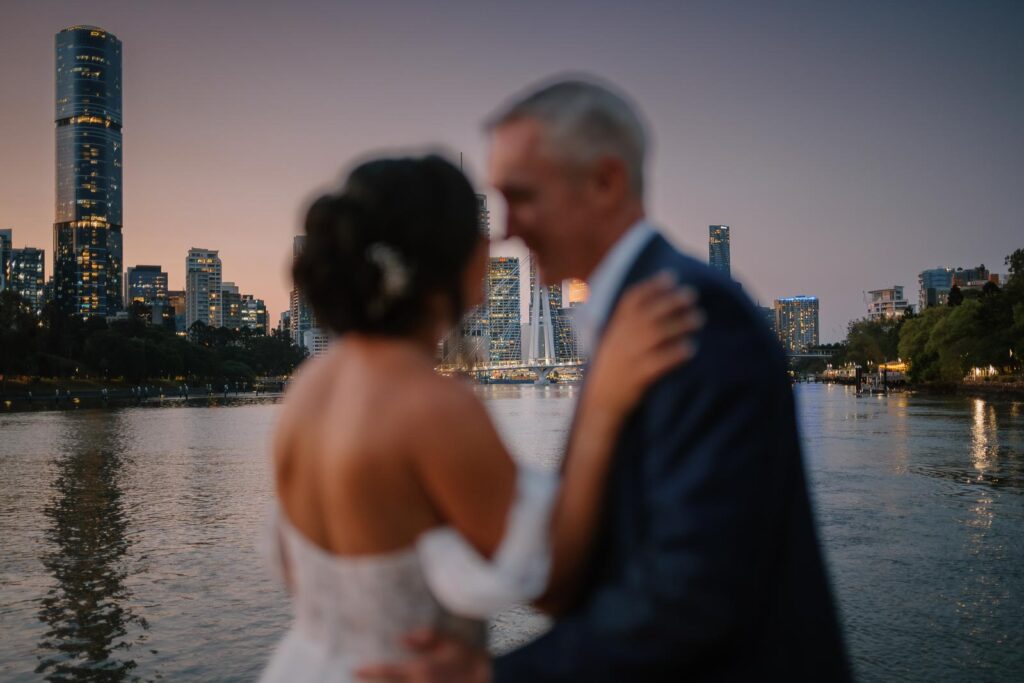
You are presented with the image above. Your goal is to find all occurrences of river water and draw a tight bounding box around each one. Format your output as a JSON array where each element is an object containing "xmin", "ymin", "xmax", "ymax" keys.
[{"xmin": 0, "ymin": 384, "xmax": 1021, "ymax": 681}]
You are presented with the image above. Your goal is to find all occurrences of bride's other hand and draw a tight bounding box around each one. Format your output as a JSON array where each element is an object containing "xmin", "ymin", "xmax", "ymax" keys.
[{"xmin": 587, "ymin": 272, "xmax": 703, "ymax": 416}]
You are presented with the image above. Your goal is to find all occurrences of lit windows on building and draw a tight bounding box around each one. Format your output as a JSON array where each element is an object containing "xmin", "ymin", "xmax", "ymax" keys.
[
  {"xmin": 867, "ymin": 286, "xmax": 909, "ymax": 320},
  {"xmin": 918, "ymin": 268, "xmax": 953, "ymax": 310},
  {"xmin": 487, "ymin": 257, "xmax": 521, "ymax": 363},
  {"xmin": 221, "ymin": 282, "xmax": 242, "ymax": 330},
  {"xmin": 126, "ymin": 265, "xmax": 168, "ymax": 305},
  {"xmin": 186, "ymin": 248, "xmax": 223, "ymax": 328},
  {"xmin": 241, "ymin": 294, "xmax": 269, "ymax": 334},
  {"xmin": 774, "ymin": 296, "xmax": 819, "ymax": 353},
  {"xmin": 8, "ymin": 247, "xmax": 46, "ymax": 315},
  {"xmin": 567, "ymin": 278, "xmax": 589, "ymax": 306}
]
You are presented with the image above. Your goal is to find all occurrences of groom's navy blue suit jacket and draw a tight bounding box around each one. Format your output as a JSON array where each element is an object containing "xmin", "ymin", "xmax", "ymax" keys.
[{"xmin": 494, "ymin": 235, "xmax": 851, "ymax": 681}]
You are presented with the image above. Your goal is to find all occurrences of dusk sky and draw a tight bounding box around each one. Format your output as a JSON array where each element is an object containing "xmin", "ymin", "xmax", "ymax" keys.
[{"xmin": 2, "ymin": 0, "xmax": 1021, "ymax": 341}]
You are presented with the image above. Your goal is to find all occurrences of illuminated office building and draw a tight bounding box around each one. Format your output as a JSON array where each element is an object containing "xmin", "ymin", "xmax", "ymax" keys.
[
  {"xmin": 774, "ymin": 296, "xmax": 819, "ymax": 353},
  {"xmin": 486, "ymin": 257, "xmax": 521, "ymax": 363},
  {"xmin": 53, "ymin": 26, "xmax": 124, "ymax": 316},
  {"xmin": 125, "ymin": 265, "xmax": 168, "ymax": 305},
  {"xmin": 709, "ymin": 225, "xmax": 731, "ymax": 277}
]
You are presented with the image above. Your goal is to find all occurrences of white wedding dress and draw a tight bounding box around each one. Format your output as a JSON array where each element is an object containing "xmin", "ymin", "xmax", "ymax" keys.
[{"xmin": 259, "ymin": 467, "xmax": 557, "ymax": 682}]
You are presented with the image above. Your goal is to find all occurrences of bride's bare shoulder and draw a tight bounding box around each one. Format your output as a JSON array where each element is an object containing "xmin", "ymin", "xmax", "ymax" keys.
[
  {"xmin": 398, "ymin": 373, "xmax": 494, "ymax": 444},
  {"xmin": 272, "ymin": 354, "xmax": 334, "ymax": 451}
]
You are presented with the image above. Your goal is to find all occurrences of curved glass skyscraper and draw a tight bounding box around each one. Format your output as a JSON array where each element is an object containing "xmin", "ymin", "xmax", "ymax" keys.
[{"xmin": 53, "ymin": 25, "xmax": 123, "ymax": 315}]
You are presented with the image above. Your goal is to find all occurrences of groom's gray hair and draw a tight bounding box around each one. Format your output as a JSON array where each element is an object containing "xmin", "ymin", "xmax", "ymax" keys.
[{"xmin": 485, "ymin": 77, "xmax": 648, "ymax": 197}]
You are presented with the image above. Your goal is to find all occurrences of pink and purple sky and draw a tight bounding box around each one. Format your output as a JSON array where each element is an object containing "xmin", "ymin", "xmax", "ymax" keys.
[{"xmin": 1, "ymin": 0, "xmax": 1021, "ymax": 340}]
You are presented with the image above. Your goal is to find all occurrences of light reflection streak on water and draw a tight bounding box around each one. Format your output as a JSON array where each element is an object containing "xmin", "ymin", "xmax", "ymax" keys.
[
  {"xmin": 970, "ymin": 398, "xmax": 999, "ymax": 481},
  {"xmin": 889, "ymin": 393, "xmax": 910, "ymax": 475}
]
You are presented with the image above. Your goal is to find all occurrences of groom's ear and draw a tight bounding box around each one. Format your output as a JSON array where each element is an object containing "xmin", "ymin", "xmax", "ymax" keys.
[{"xmin": 590, "ymin": 156, "xmax": 630, "ymax": 208}]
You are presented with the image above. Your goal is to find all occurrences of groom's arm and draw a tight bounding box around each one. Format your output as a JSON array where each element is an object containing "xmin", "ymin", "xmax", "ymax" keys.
[{"xmin": 494, "ymin": 294, "xmax": 794, "ymax": 681}]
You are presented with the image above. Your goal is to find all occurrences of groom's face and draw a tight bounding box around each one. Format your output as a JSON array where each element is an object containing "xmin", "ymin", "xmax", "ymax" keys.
[{"xmin": 488, "ymin": 117, "xmax": 593, "ymax": 285}]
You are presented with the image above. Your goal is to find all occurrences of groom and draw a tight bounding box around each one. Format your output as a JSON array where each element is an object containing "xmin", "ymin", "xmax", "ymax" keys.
[{"xmin": 362, "ymin": 78, "xmax": 850, "ymax": 682}]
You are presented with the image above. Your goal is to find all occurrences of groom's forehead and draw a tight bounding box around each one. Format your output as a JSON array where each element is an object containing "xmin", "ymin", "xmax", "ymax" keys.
[
  {"xmin": 489, "ymin": 118, "xmax": 548, "ymax": 162},
  {"xmin": 488, "ymin": 119, "xmax": 557, "ymax": 182}
]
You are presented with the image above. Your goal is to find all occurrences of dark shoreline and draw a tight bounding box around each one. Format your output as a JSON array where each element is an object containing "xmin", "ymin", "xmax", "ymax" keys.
[
  {"xmin": 0, "ymin": 391, "xmax": 284, "ymax": 413},
  {"xmin": 909, "ymin": 382, "xmax": 1024, "ymax": 400}
]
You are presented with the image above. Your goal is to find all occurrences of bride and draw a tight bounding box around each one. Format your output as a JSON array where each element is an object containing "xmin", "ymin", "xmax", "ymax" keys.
[{"xmin": 260, "ymin": 154, "xmax": 701, "ymax": 682}]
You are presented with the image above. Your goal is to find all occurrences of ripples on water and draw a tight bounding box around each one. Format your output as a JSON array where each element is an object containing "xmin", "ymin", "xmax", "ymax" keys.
[{"xmin": 0, "ymin": 385, "xmax": 1021, "ymax": 681}]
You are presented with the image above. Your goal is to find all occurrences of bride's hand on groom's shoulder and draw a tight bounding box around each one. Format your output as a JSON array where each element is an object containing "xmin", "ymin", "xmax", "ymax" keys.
[
  {"xmin": 589, "ymin": 271, "xmax": 704, "ymax": 415},
  {"xmin": 355, "ymin": 628, "xmax": 491, "ymax": 683}
]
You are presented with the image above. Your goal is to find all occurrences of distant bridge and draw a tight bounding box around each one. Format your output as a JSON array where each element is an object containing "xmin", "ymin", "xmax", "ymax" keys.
[
  {"xmin": 441, "ymin": 359, "xmax": 585, "ymax": 384},
  {"xmin": 787, "ymin": 350, "xmax": 835, "ymax": 359}
]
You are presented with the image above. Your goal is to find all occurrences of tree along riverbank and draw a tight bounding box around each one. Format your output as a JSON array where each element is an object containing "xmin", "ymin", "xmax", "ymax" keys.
[{"xmin": 1, "ymin": 290, "xmax": 306, "ymax": 395}]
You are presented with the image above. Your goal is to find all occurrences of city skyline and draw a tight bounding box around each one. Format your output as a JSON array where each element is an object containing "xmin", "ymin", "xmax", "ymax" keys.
[{"xmin": 1, "ymin": 2, "xmax": 1022, "ymax": 341}]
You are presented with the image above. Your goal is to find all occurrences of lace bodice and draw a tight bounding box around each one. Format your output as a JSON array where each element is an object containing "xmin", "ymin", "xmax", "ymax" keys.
[{"xmin": 259, "ymin": 467, "xmax": 557, "ymax": 682}]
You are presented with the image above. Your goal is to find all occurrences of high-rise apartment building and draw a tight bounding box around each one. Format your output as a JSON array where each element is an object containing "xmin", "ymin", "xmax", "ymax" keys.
[
  {"xmin": 125, "ymin": 265, "xmax": 168, "ymax": 305},
  {"xmin": 867, "ymin": 286, "xmax": 910, "ymax": 320},
  {"xmin": 53, "ymin": 26, "xmax": 124, "ymax": 316},
  {"xmin": 8, "ymin": 248, "xmax": 46, "ymax": 315},
  {"xmin": 775, "ymin": 296, "xmax": 819, "ymax": 353},
  {"xmin": 486, "ymin": 257, "xmax": 521, "ymax": 363},
  {"xmin": 709, "ymin": 225, "xmax": 731, "ymax": 277},
  {"xmin": 185, "ymin": 248, "xmax": 222, "ymax": 328}
]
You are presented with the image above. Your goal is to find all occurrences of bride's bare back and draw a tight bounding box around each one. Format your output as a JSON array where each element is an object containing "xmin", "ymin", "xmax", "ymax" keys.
[{"xmin": 273, "ymin": 336, "xmax": 515, "ymax": 558}]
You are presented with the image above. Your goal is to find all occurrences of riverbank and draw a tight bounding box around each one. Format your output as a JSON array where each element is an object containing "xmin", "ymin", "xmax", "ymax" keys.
[
  {"xmin": 0, "ymin": 381, "xmax": 284, "ymax": 412},
  {"xmin": 912, "ymin": 379, "xmax": 1024, "ymax": 400}
]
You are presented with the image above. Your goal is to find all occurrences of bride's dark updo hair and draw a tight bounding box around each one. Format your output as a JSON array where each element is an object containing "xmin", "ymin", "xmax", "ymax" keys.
[{"xmin": 293, "ymin": 155, "xmax": 482, "ymax": 336}]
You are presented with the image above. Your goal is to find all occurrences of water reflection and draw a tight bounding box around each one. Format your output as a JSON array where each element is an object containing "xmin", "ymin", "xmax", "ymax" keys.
[
  {"xmin": 971, "ymin": 398, "xmax": 998, "ymax": 480},
  {"xmin": 34, "ymin": 412, "xmax": 147, "ymax": 680}
]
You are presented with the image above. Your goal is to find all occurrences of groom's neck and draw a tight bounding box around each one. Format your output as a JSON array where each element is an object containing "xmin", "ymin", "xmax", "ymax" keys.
[{"xmin": 580, "ymin": 202, "xmax": 646, "ymax": 281}]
